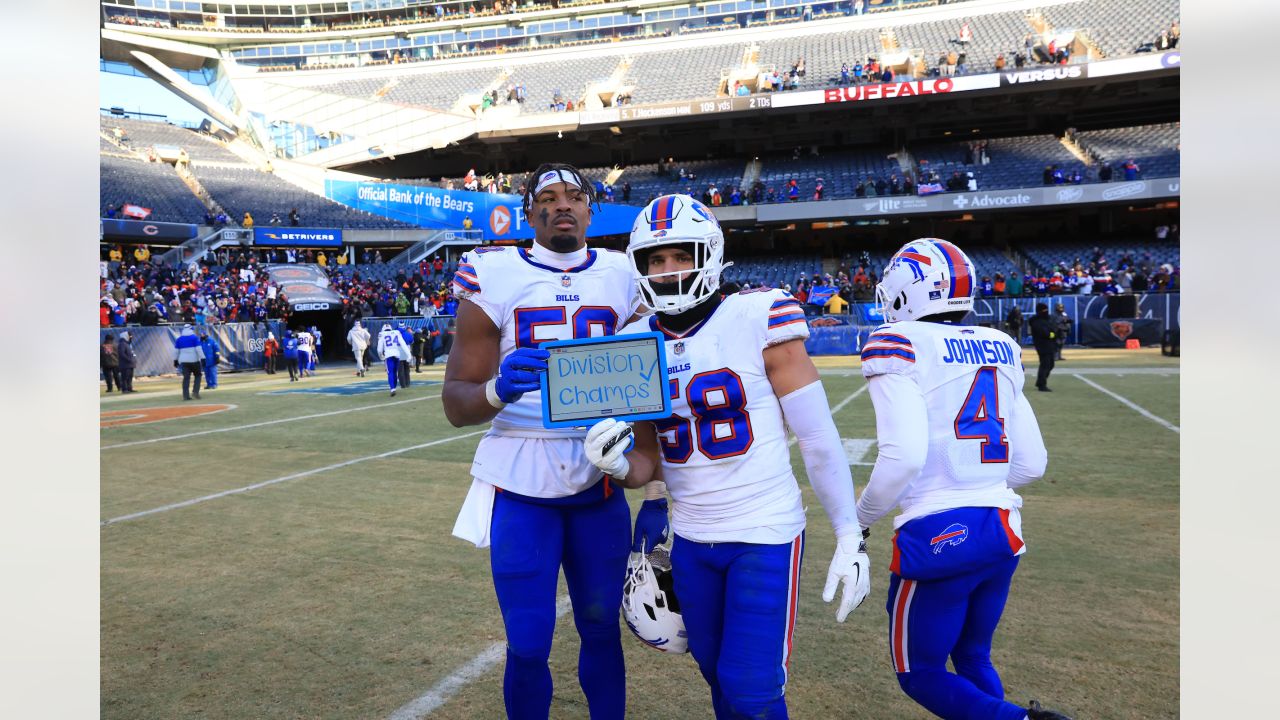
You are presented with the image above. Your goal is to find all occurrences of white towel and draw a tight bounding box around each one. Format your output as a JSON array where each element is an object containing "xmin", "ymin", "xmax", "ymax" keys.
[{"xmin": 452, "ymin": 478, "xmax": 496, "ymax": 548}]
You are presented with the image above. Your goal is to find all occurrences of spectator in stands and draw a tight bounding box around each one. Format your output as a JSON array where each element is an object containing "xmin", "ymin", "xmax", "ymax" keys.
[
  {"xmin": 787, "ymin": 179, "xmax": 800, "ymax": 202},
  {"xmin": 1156, "ymin": 30, "xmax": 1172, "ymax": 51},
  {"xmin": 853, "ymin": 0, "xmax": 865, "ymax": 15},
  {"xmin": 814, "ymin": 178, "xmax": 825, "ymax": 201},
  {"xmin": 1123, "ymin": 159, "xmax": 1141, "ymax": 180},
  {"xmin": 945, "ymin": 50, "xmax": 958, "ymax": 76},
  {"xmin": 993, "ymin": 272, "xmax": 1007, "ymax": 295},
  {"xmin": 270, "ymin": 212, "xmax": 281, "ymax": 226},
  {"xmin": 243, "ymin": 212, "xmax": 254, "ymax": 229},
  {"xmin": 979, "ymin": 276, "xmax": 994, "ymax": 297},
  {"xmin": 1014, "ymin": 51, "xmax": 1026, "ymax": 68},
  {"xmin": 622, "ymin": 182, "xmax": 632, "ymax": 202},
  {"xmin": 841, "ymin": 63, "xmax": 850, "ymax": 85},
  {"xmin": 1098, "ymin": 162, "xmax": 1113, "ymax": 182},
  {"xmin": 957, "ymin": 21, "xmax": 972, "ymax": 47},
  {"xmin": 1006, "ymin": 272, "xmax": 1023, "ymax": 297},
  {"xmin": 1052, "ymin": 166, "xmax": 1065, "ymax": 184},
  {"xmin": 463, "ymin": 215, "xmax": 474, "ymax": 231},
  {"xmin": 289, "ymin": 207, "xmax": 300, "ymax": 226},
  {"xmin": 1170, "ymin": 21, "xmax": 1180, "ymax": 47},
  {"xmin": 995, "ymin": 53, "xmax": 1006, "ymax": 71},
  {"xmin": 955, "ymin": 52, "xmax": 967, "ymax": 74},
  {"xmin": 881, "ymin": 66, "xmax": 894, "ymax": 83},
  {"xmin": 108, "ymin": 245, "xmax": 123, "ymax": 263},
  {"xmin": 853, "ymin": 60, "xmax": 864, "ymax": 83}
]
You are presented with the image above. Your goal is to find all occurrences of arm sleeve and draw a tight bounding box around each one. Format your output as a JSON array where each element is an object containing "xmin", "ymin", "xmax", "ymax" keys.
[
  {"xmin": 856, "ymin": 373, "xmax": 929, "ymax": 529},
  {"xmin": 1005, "ymin": 391, "xmax": 1048, "ymax": 488},
  {"xmin": 778, "ymin": 381, "xmax": 861, "ymax": 539}
]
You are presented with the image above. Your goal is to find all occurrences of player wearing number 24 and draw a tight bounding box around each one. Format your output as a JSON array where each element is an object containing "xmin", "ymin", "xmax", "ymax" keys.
[
  {"xmin": 859, "ymin": 239, "xmax": 1072, "ymax": 720},
  {"xmin": 442, "ymin": 164, "xmax": 643, "ymax": 720},
  {"xmin": 584, "ymin": 194, "xmax": 871, "ymax": 719}
]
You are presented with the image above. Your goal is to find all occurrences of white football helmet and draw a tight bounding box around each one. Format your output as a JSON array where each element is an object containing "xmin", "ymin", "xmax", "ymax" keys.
[
  {"xmin": 875, "ymin": 238, "xmax": 977, "ymax": 322},
  {"xmin": 621, "ymin": 545, "xmax": 687, "ymax": 654},
  {"xmin": 628, "ymin": 194, "xmax": 730, "ymax": 314}
]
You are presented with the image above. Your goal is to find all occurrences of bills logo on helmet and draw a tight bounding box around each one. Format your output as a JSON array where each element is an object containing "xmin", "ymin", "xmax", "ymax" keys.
[
  {"xmin": 930, "ymin": 523, "xmax": 969, "ymax": 555},
  {"xmin": 690, "ymin": 200, "xmax": 720, "ymax": 227},
  {"xmin": 892, "ymin": 248, "xmax": 933, "ymax": 281},
  {"xmin": 653, "ymin": 229, "xmax": 668, "ymax": 238}
]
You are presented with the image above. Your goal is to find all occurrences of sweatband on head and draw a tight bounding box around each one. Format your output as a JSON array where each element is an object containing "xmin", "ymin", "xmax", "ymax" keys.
[{"xmin": 533, "ymin": 168, "xmax": 583, "ymax": 195}]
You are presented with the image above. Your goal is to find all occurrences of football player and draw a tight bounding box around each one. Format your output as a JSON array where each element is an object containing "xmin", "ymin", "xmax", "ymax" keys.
[
  {"xmin": 584, "ymin": 194, "xmax": 870, "ymax": 719},
  {"xmin": 856, "ymin": 238, "xmax": 1071, "ymax": 720},
  {"xmin": 443, "ymin": 164, "xmax": 640, "ymax": 720},
  {"xmin": 377, "ymin": 322, "xmax": 410, "ymax": 397}
]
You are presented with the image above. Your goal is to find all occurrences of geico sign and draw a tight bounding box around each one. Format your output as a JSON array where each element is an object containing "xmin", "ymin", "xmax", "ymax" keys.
[
  {"xmin": 294, "ymin": 302, "xmax": 331, "ymax": 311},
  {"xmin": 1001, "ymin": 66, "xmax": 1085, "ymax": 85},
  {"xmin": 824, "ymin": 78, "xmax": 954, "ymax": 103}
]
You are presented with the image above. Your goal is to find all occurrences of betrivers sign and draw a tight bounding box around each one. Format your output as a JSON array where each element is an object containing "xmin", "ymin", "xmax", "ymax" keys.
[{"xmin": 1000, "ymin": 65, "xmax": 1087, "ymax": 85}]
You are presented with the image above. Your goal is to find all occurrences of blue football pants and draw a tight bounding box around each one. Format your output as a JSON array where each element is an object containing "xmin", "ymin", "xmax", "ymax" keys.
[
  {"xmin": 672, "ymin": 533, "xmax": 804, "ymax": 720},
  {"xmin": 887, "ymin": 555, "xmax": 1027, "ymax": 720},
  {"xmin": 490, "ymin": 485, "xmax": 631, "ymax": 720},
  {"xmin": 385, "ymin": 358, "xmax": 398, "ymax": 389}
]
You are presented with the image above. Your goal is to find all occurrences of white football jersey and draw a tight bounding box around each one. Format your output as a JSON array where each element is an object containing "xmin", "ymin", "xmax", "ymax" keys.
[
  {"xmin": 619, "ymin": 288, "xmax": 810, "ymax": 544},
  {"xmin": 859, "ymin": 321, "xmax": 1042, "ymax": 528},
  {"xmin": 452, "ymin": 245, "xmax": 639, "ymax": 496}
]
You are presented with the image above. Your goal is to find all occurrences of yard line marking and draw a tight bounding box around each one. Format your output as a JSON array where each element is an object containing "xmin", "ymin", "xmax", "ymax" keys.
[
  {"xmin": 102, "ymin": 429, "xmax": 486, "ymax": 526},
  {"xmin": 102, "ymin": 394, "xmax": 440, "ymax": 450},
  {"xmin": 390, "ymin": 596, "xmax": 573, "ymax": 720},
  {"xmin": 1072, "ymin": 374, "xmax": 1179, "ymax": 434}
]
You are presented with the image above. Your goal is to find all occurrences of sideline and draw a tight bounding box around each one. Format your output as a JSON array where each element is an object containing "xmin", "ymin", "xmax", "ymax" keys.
[
  {"xmin": 1073, "ymin": 374, "xmax": 1180, "ymax": 434},
  {"xmin": 102, "ymin": 429, "xmax": 486, "ymax": 526},
  {"xmin": 102, "ymin": 394, "xmax": 440, "ymax": 450}
]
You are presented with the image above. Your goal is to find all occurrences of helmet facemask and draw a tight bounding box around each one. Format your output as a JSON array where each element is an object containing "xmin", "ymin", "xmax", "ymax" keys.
[{"xmin": 631, "ymin": 238, "xmax": 726, "ymax": 315}]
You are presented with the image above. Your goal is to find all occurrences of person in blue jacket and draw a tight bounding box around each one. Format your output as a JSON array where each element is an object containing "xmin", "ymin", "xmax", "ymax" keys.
[
  {"xmin": 283, "ymin": 329, "xmax": 300, "ymax": 382},
  {"xmin": 200, "ymin": 331, "xmax": 221, "ymax": 389}
]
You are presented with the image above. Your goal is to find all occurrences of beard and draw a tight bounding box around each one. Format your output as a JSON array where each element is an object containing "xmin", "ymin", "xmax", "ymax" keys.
[{"xmin": 546, "ymin": 233, "xmax": 582, "ymax": 252}]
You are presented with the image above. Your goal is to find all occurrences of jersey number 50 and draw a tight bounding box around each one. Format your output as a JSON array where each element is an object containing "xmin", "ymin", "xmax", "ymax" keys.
[
  {"xmin": 653, "ymin": 369, "xmax": 753, "ymax": 463},
  {"xmin": 954, "ymin": 366, "xmax": 1009, "ymax": 463}
]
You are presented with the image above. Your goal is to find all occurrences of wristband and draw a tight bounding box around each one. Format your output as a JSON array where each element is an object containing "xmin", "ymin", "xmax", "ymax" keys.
[{"xmin": 484, "ymin": 377, "xmax": 507, "ymax": 409}]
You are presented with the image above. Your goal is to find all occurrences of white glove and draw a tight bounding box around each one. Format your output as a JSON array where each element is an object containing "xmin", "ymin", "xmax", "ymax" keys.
[
  {"xmin": 822, "ymin": 533, "xmax": 871, "ymax": 623},
  {"xmin": 585, "ymin": 418, "xmax": 634, "ymax": 479}
]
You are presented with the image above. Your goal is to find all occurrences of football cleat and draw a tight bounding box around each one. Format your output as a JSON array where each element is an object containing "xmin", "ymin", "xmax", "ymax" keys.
[{"xmin": 1026, "ymin": 700, "xmax": 1073, "ymax": 719}]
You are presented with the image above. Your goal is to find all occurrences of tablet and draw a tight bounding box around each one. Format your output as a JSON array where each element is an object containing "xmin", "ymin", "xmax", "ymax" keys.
[{"xmin": 539, "ymin": 332, "xmax": 671, "ymax": 429}]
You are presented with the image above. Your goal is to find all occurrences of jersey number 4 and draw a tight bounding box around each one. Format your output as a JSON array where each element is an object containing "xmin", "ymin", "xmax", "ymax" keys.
[
  {"xmin": 953, "ymin": 366, "xmax": 1009, "ymax": 463},
  {"xmin": 653, "ymin": 369, "xmax": 753, "ymax": 463}
]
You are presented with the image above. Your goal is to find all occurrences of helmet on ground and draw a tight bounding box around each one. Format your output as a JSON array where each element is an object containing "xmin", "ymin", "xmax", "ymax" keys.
[
  {"xmin": 628, "ymin": 194, "xmax": 730, "ymax": 314},
  {"xmin": 621, "ymin": 544, "xmax": 687, "ymax": 654},
  {"xmin": 876, "ymin": 238, "xmax": 976, "ymax": 322}
]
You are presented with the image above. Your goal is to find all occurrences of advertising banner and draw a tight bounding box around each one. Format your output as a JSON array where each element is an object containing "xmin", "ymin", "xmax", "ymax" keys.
[
  {"xmin": 100, "ymin": 219, "xmax": 199, "ymax": 241},
  {"xmin": 253, "ymin": 228, "xmax": 343, "ymax": 247},
  {"xmin": 99, "ymin": 321, "xmax": 284, "ymax": 378},
  {"xmin": 261, "ymin": 263, "xmax": 344, "ymax": 311},
  {"xmin": 325, "ymin": 181, "xmax": 642, "ymax": 241},
  {"xmin": 1079, "ymin": 318, "xmax": 1164, "ymax": 347}
]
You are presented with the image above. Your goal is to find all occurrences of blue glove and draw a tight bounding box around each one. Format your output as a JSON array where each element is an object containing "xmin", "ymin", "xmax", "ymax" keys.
[
  {"xmin": 494, "ymin": 347, "xmax": 550, "ymax": 404},
  {"xmin": 632, "ymin": 498, "xmax": 670, "ymax": 554}
]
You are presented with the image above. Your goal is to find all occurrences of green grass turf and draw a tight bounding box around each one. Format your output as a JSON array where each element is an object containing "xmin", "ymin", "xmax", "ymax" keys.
[{"xmin": 101, "ymin": 351, "xmax": 1178, "ymax": 719}]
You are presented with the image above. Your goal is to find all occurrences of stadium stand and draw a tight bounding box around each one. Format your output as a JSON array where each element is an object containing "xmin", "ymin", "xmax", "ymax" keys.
[
  {"xmin": 758, "ymin": 147, "xmax": 904, "ymax": 200},
  {"xmin": 100, "ymin": 154, "xmax": 210, "ymax": 223},
  {"xmin": 1073, "ymin": 123, "xmax": 1180, "ymax": 178},
  {"xmin": 190, "ymin": 165, "xmax": 417, "ymax": 228},
  {"xmin": 1019, "ymin": 240, "xmax": 1180, "ymax": 275},
  {"xmin": 1038, "ymin": 0, "xmax": 1179, "ymax": 58},
  {"xmin": 912, "ymin": 134, "xmax": 1084, "ymax": 191},
  {"xmin": 100, "ymin": 114, "xmax": 244, "ymax": 163}
]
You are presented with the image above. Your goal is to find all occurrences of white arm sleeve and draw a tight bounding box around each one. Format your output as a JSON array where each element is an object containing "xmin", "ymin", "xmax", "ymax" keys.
[
  {"xmin": 1005, "ymin": 391, "xmax": 1048, "ymax": 488},
  {"xmin": 856, "ymin": 373, "xmax": 929, "ymax": 530},
  {"xmin": 778, "ymin": 381, "xmax": 861, "ymax": 539}
]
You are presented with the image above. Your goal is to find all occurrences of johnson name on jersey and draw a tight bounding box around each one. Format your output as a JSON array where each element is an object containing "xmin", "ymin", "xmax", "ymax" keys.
[
  {"xmin": 619, "ymin": 287, "xmax": 810, "ymax": 544},
  {"xmin": 860, "ymin": 321, "xmax": 1038, "ymax": 527},
  {"xmin": 452, "ymin": 245, "xmax": 639, "ymax": 437}
]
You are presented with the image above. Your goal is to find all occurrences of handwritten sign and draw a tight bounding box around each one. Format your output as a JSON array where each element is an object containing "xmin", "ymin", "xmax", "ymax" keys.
[{"xmin": 540, "ymin": 332, "xmax": 671, "ymax": 428}]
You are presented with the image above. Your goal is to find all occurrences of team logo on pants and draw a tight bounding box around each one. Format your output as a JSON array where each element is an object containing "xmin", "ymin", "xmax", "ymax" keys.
[{"xmin": 930, "ymin": 524, "xmax": 969, "ymax": 555}]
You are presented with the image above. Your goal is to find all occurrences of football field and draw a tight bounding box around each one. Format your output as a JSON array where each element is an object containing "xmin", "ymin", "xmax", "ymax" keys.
[{"xmin": 100, "ymin": 348, "xmax": 1179, "ymax": 719}]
